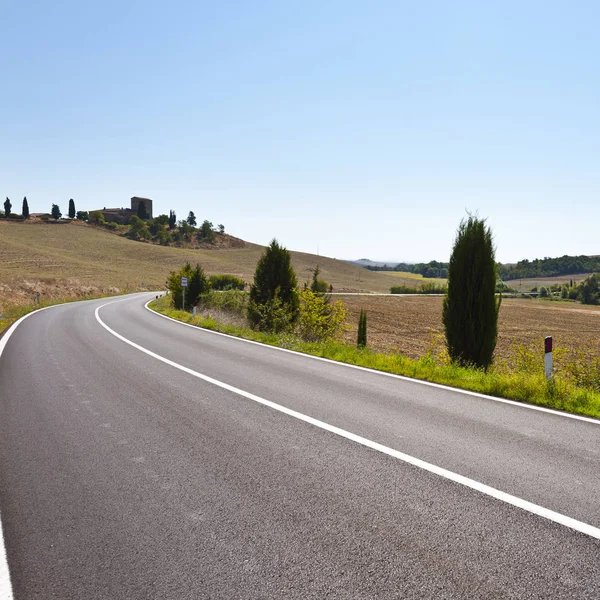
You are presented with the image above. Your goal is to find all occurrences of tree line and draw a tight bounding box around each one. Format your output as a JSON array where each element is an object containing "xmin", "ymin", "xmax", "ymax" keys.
[
  {"xmin": 1, "ymin": 197, "xmax": 80, "ymax": 220},
  {"xmin": 363, "ymin": 254, "xmax": 600, "ymax": 282}
]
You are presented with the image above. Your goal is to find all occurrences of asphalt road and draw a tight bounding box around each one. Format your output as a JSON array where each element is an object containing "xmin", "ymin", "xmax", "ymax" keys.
[{"xmin": 0, "ymin": 293, "xmax": 599, "ymax": 599}]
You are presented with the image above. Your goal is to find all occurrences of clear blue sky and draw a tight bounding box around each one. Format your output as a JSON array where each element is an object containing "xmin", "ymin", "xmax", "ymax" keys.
[{"xmin": 2, "ymin": 1, "xmax": 598, "ymax": 263}]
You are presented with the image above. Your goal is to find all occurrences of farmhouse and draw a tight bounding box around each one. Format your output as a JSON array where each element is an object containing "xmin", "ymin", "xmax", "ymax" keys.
[{"xmin": 93, "ymin": 197, "xmax": 153, "ymax": 224}]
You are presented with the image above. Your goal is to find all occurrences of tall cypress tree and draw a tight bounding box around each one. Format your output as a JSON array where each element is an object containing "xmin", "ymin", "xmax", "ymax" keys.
[
  {"xmin": 4, "ymin": 197, "xmax": 12, "ymax": 217},
  {"xmin": 68, "ymin": 198, "xmax": 76, "ymax": 219},
  {"xmin": 169, "ymin": 210, "xmax": 177, "ymax": 228},
  {"xmin": 442, "ymin": 215, "xmax": 501, "ymax": 369},
  {"xmin": 22, "ymin": 197, "xmax": 29, "ymax": 219}
]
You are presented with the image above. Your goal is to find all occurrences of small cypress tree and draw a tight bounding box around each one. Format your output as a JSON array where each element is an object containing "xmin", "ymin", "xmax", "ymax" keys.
[
  {"xmin": 68, "ymin": 198, "xmax": 76, "ymax": 219},
  {"xmin": 187, "ymin": 211, "xmax": 197, "ymax": 226},
  {"xmin": 248, "ymin": 239, "xmax": 299, "ymax": 329},
  {"xmin": 357, "ymin": 310, "xmax": 367, "ymax": 348},
  {"xmin": 4, "ymin": 197, "xmax": 12, "ymax": 217},
  {"xmin": 442, "ymin": 215, "xmax": 501, "ymax": 369},
  {"xmin": 169, "ymin": 210, "xmax": 177, "ymax": 228},
  {"xmin": 22, "ymin": 197, "xmax": 29, "ymax": 219},
  {"xmin": 51, "ymin": 204, "xmax": 62, "ymax": 220}
]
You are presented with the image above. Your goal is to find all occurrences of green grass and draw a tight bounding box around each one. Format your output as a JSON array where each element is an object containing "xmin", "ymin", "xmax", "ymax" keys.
[{"xmin": 150, "ymin": 297, "xmax": 600, "ymax": 420}]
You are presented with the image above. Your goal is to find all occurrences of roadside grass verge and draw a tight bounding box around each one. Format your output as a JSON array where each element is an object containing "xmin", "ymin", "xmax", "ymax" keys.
[
  {"xmin": 150, "ymin": 297, "xmax": 600, "ymax": 420},
  {"xmin": 0, "ymin": 291, "xmax": 126, "ymax": 337}
]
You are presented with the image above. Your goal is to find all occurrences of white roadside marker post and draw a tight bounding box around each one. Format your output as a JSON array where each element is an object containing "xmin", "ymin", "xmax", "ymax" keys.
[{"xmin": 544, "ymin": 336, "xmax": 553, "ymax": 379}]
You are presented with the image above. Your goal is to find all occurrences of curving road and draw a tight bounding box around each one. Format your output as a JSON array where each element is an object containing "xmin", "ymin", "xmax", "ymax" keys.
[{"xmin": 0, "ymin": 293, "xmax": 599, "ymax": 599}]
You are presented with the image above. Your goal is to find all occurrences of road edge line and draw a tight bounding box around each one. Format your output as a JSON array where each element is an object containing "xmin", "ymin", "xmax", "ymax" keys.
[
  {"xmin": 99, "ymin": 302, "xmax": 600, "ymax": 540},
  {"xmin": 143, "ymin": 301, "xmax": 599, "ymax": 426}
]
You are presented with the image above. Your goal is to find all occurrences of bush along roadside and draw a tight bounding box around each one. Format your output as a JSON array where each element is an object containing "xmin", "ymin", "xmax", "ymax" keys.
[{"xmin": 149, "ymin": 296, "xmax": 600, "ymax": 421}]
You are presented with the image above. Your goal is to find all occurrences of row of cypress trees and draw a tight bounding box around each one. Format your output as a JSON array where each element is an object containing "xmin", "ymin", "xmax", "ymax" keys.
[{"xmin": 2, "ymin": 197, "xmax": 77, "ymax": 220}]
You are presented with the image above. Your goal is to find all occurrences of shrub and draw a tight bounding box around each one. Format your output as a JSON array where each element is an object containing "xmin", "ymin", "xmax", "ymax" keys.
[
  {"xmin": 89, "ymin": 210, "xmax": 105, "ymax": 225},
  {"xmin": 128, "ymin": 215, "xmax": 151, "ymax": 240},
  {"xmin": 390, "ymin": 283, "xmax": 446, "ymax": 294},
  {"xmin": 166, "ymin": 262, "xmax": 209, "ymax": 309},
  {"xmin": 539, "ymin": 286, "xmax": 549, "ymax": 298},
  {"xmin": 198, "ymin": 220, "xmax": 215, "ymax": 242},
  {"xmin": 248, "ymin": 290, "xmax": 295, "ymax": 333},
  {"xmin": 297, "ymin": 289, "xmax": 347, "ymax": 342},
  {"xmin": 76, "ymin": 211, "xmax": 88, "ymax": 221},
  {"xmin": 310, "ymin": 266, "xmax": 329, "ymax": 294},
  {"xmin": 197, "ymin": 289, "xmax": 248, "ymax": 315},
  {"xmin": 442, "ymin": 215, "xmax": 501, "ymax": 369},
  {"xmin": 248, "ymin": 239, "xmax": 299, "ymax": 330},
  {"xmin": 209, "ymin": 274, "xmax": 245, "ymax": 291}
]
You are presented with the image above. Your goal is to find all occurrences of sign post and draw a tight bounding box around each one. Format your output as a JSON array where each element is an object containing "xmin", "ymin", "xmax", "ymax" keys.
[
  {"xmin": 544, "ymin": 336, "xmax": 553, "ymax": 379},
  {"xmin": 180, "ymin": 276, "xmax": 188, "ymax": 310}
]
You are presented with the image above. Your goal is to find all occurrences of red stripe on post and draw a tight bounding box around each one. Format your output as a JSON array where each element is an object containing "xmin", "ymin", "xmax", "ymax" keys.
[{"xmin": 545, "ymin": 336, "xmax": 552, "ymax": 354}]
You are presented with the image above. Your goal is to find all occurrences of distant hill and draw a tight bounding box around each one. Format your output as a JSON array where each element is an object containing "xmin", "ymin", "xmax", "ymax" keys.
[
  {"xmin": 0, "ymin": 221, "xmax": 425, "ymax": 311},
  {"xmin": 344, "ymin": 258, "xmax": 400, "ymax": 268}
]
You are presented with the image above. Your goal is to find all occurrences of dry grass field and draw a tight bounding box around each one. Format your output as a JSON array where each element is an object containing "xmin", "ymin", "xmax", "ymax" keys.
[
  {"xmin": 504, "ymin": 275, "xmax": 591, "ymax": 292},
  {"xmin": 339, "ymin": 295, "xmax": 600, "ymax": 360},
  {"xmin": 0, "ymin": 220, "xmax": 413, "ymax": 312}
]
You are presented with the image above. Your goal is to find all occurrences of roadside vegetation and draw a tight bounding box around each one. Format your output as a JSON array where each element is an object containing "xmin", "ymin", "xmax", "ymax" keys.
[{"xmin": 156, "ymin": 227, "xmax": 600, "ymax": 420}]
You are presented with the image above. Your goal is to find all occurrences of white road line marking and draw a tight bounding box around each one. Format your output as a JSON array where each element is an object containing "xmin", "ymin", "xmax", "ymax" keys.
[
  {"xmin": 144, "ymin": 300, "xmax": 600, "ymax": 426},
  {"xmin": 97, "ymin": 301, "xmax": 600, "ymax": 540}
]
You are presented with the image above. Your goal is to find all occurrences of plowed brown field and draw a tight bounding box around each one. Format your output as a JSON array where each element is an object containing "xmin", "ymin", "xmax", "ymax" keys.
[{"xmin": 339, "ymin": 296, "xmax": 600, "ymax": 360}]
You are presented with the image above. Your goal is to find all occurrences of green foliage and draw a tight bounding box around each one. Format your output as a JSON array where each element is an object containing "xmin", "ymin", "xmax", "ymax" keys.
[
  {"xmin": 89, "ymin": 210, "xmax": 104, "ymax": 224},
  {"xmin": 310, "ymin": 265, "xmax": 329, "ymax": 294},
  {"xmin": 22, "ymin": 197, "xmax": 29, "ymax": 219},
  {"xmin": 364, "ymin": 260, "xmax": 448, "ymax": 278},
  {"xmin": 197, "ymin": 289, "xmax": 248, "ymax": 315},
  {"xmin": 128, "ymin": 215, "xmax": 151, "ymax": 240},
  {"xmin": 155, "ymin": 214, "xmax": 170, "ymax": 226},
  {"xmin": 578, "ymin": 274, "xmax": 600, "ymax": 305},
  {"xmin": 51, "ymin": 204, "xmax": 62, "ymax": 220},
  {"xmin": 166, "ymin": 262, "xmax": 209, "ymax": 309},
  {"xmin": 137, "ymin": 200, "xmax": 148, "ymax": 220},
  {"xmin": 68, "ymin": 198, "xmax": 76, "ymax": 219},
  {"xmin": 208, "ymin": 274, "xmax": 245, "ymax": 290},
  {"xmin": 248, "ymin": 239, "xmax": 299, "ymax": 330},
  {"xmin": 539, "ymin": 286, "xmax": 549, "ymax": 298},
  {"xmin": 177, "ymin": 220, "xmax": 194, "ymax": 242},
  {"xmin": 357, "ymin": 309, "xmax": 367, "ymax": 348},
  {"xmin": 390, "ymin": 283, "xmax": 447, "ymax": 294},
  {"xmin": 248, "ymin": 290, "xmax": 295, "ymax": 333},
  {"xmin": 187, "ymin": 211, "xmax": 197, "ymax": 226},
  {"xmin": 498, "ymin": 254, "xmax": 600, "ymax": 280},
  {"xmin": 297, "ymin": 289, "xmax": 347, "ymax": 342},
  {"xmin": 76, "ymin": 210, "xmax": 88, "ymax": 221},
  {"xmin": 198, "ymin": 219, "xmax": 215, "ymax": 242},
  {"xmin": 168, "ymin": 210, "xmax": 177, "ymax": 228},
  {"xmin": 4, "ymin": 197, "xmax": 12, "ymax": 216},
  {"xmin": 442, "ymin": 215, "xmax": 501, "ymax": 370},
  {"xmin": 218, "ymin": 224, "xmax": 225, "ymax": 234}
]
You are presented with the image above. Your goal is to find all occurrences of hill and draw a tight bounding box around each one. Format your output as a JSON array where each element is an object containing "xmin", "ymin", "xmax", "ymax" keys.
[{"xmin": 0, "ymin": 221, "xmax": 418, "ymax": 311}]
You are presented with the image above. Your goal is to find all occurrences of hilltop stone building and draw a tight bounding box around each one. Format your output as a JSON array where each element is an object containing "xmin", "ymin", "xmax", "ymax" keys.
[{"xmin": 94, "ymin": 196, "xmax": 153, "ymax": 224}]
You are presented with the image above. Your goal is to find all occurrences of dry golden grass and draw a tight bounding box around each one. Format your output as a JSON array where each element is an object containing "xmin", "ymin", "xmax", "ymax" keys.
[
  {"xmin": 339, "ymin": 295, "xmax": 600, "ymax": 360},
  {"xmin": 0, "ymin": 220, "xmax": 407, "ymax": 311},
  {"xmin": 503, "ymin": 274, "xmax": 591, "ymax": 292}
]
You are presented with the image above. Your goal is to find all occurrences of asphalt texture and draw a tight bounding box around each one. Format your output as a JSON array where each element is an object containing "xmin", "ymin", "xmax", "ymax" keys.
[{"xmin": 0, "ymin": 293, "xmax": 599, "ymax": 599}]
